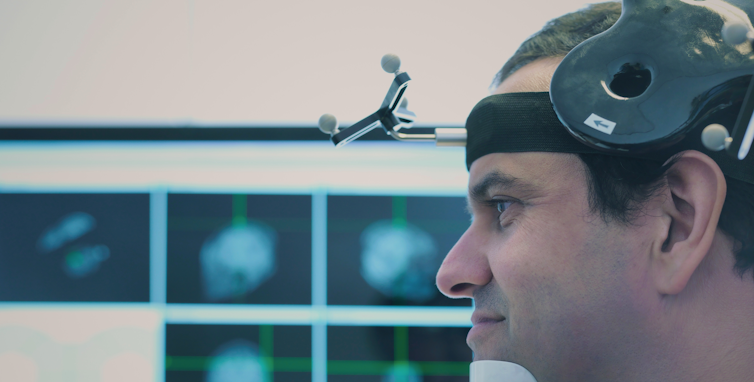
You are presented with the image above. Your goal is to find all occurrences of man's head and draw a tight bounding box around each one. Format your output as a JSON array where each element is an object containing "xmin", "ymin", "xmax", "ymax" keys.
[{"xmin": 436, "ymin": 2, "xmax": 754, "ymax": 381}]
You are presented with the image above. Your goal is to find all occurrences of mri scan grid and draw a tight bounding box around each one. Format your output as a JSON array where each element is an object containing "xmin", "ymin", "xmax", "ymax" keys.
[{"xmin": 0, "ymin": 191, "xmax": 472, "ymax": 382}]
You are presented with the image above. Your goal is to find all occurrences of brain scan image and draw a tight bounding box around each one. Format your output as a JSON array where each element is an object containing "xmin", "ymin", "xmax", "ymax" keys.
[
  {"xmin": 36, "ymin": 212, "xmax": 96, "ymax": 254},
  {"xmin": 166, "ymin": 324, "xmax": 311, "ymax": 382},
  {"xmin": 205, "ymin": 340, "xmax": 270, "ymax": 382},
  {"xmin": 0, "ymin": 193, "xmax": 150, "ymax": 301},
  {"xmin": 382, "ymin": 363, "xmax": 423, "ymax": 382},
  {"xmin": 360, "ymin": 220, "xmax": 440, "ymax": 303},
  {"xmin": 35, "ymin": 211, "xmax": 112, "ymax": 280},
  {"xmin": 200, "ymin": 222, "xmax": 277, "ymax": 302},
  {"xmin": 62, "ymin": 244, "xmax": 111, "ymax": 279}
]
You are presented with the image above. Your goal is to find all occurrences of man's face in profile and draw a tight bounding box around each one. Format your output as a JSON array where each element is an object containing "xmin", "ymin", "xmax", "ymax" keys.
[{"xmin": 436, "ymin": 58, "xmax": 660, "ymax": 380}]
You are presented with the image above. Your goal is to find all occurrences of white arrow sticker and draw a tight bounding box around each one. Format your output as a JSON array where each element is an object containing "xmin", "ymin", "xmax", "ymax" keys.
[{"xmin": 584, "ymin": 113, "xmax": 617, "ymax": 135}]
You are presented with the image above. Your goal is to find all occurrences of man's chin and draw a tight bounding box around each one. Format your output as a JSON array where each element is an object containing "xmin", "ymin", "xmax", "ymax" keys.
[
  {"xmin": 468, "ymin": 336, "xmax": 512, "ymax": 361},
  {"xmin": 467, "ymin": 320, "xmax": 508, "ymax": 360}
]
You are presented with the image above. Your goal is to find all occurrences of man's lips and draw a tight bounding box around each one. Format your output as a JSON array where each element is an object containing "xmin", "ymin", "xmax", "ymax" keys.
[
  {"xmin": 467, "ymin": 310, "xmax": 507, "ymax": 351},
  {"xmin": 471, "ymin": 310, "xmax": 506, "ymax": 326}
]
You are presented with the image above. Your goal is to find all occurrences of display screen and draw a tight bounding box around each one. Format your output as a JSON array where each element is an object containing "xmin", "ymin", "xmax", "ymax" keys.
[{"xmin": 0, "ymin": 142, "xmax": 473, "ymax": 382}]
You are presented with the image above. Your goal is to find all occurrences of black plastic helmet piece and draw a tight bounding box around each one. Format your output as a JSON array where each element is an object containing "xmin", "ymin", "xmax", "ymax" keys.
[
  {"xmin": 465, "ymin": 0, "xmax": 753, "ymax": 185},
  {"xmin": 547, "ymin": 0, "xmax": 754, "ymax": 183}
]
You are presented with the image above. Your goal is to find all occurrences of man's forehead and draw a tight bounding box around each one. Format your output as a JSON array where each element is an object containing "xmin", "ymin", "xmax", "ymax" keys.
[
  {"xmin": 468, "ymin": 151, "xmax": 583, "ymax": 196},
  {"xmin": 493, "ymin": 56, "xmax": 563, "ymax": 94}
]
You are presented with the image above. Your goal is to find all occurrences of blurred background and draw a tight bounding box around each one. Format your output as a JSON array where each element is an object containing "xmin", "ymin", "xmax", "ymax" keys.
[{"xmin": 0, "ymin": 1, "xmax": 594, "ymax": 381}]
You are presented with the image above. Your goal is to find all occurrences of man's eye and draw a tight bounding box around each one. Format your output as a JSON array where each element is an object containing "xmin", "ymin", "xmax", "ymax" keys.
[{"xmin": 496, "ymin": 200, "xmax": 512, "ymax": 214}]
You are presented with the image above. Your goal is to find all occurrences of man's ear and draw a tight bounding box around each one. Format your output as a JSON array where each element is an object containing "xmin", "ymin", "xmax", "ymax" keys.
[{"xmin": 651, "ymin": 150, "xmax": 727, "ymax": 295}]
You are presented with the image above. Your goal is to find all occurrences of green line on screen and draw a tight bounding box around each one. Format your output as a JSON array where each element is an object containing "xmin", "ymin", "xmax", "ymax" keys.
[
  {"xmin": 165, "ymin": 356, "xmax": 209, "ymax": 370},
  {"xmin": 232, "ymin": 194, "xmax": 247, "ymax": 226},
  {"xmin": 164, "ymin": 356, "xmax": 310, "ymax": 372},
  {"xmin": 395, "ymin": 326, "xmax": 408, "ymax": 363},
  {"xmin": 260, "ymin": 325, "xmax": 274, "ymax": 370},
  {"xmin": 417, "ymin": 361, "xmax": 469, "ymax": 375},
  {"xmin": 274, "ymin": 357, "xmax": 312, "ymax": 372},
  {"xmin": 327, "ymin": 360, "xmax": 394, "ymax": 374},
  {"xmin": 392, "ymin": 196, "xmax": 407, "ymax": 227},
  {"xmin": 165, "ymin": 357, "xmax": 469, "ymax": 376}
]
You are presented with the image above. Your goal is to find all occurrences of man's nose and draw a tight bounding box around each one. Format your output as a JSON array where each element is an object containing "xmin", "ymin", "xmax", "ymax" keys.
[{"xmin": 436, "ymin": 225, "xmax": 493, "ymax": 298}]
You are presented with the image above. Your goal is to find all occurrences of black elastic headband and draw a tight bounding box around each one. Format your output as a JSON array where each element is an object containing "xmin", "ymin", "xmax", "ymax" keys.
[{"xmin": 465, "ymin": 92, "xmax": 754, "ymax": 185}]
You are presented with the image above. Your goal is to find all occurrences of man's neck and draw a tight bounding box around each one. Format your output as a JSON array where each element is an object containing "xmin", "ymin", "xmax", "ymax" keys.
[{"xmin": 649, "ymin": 249, "xmax": 754, "ymax": 382}]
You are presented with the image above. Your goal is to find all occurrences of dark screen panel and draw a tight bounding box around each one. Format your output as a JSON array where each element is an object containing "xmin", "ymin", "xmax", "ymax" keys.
[
  {"xmin": 166, "ymin": 324, "xmax": 311, "ymax": 382},
  {"xmin": 327, "ymin": 195, "xmax": 471, "ymax": 307},
  {"xmin": 167, "ymin": 194, "xmax": 312, "ymax": 304},
  {"xmin": 328, "ymin": 325, "xmax": 471, "ymax": 382},
  {"xmin": 0, "ymin": 193, "xmax": 150, "ymax": 302}
]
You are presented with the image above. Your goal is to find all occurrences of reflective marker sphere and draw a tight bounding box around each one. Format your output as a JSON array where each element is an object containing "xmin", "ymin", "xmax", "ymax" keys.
[
  {"xmin": 381, "ymin": 54, "xmax": 401, "ymax": 74},
  {"xmin": 318, "ymin": 114, "xmax": 339, "ymax": 134},
  {"xmin": 701, "ymin": 124, "xmax": 730, "ymax": 151},
  {"xmin": 722, "ymin": 23, "xmax": 750, "ymax": 46}
]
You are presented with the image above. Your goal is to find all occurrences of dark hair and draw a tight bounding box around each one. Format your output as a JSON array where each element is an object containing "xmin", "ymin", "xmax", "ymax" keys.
[
  {"xmin": 495, "ymin": 1, "xmax": 754, "ymax": 279},
  {"xmin": 492, "ymin": 1, "xmax": 622, "ymax": 89}
]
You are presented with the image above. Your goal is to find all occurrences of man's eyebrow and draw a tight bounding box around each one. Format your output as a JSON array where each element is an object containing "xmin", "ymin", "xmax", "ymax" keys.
[{"xmin": 469, "ymin": 171, "xmax": 534, "ymax": 204}]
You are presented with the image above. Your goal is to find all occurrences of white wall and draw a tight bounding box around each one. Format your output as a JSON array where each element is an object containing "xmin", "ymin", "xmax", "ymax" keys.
[{"xmin": 0, "ymin": 0, "xmax": 595, "ymax": 126}]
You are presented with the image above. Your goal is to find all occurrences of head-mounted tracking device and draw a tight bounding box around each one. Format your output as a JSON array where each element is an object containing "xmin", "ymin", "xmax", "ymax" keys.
[
  {"xmin": 317, "ymin": 54, "xmax": 468, "ymax": 148},
  {"xmin": 318, "ymin": 0, "xmax": 754, "ymax": 186}
]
